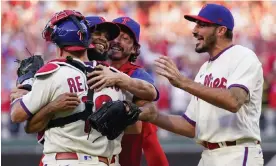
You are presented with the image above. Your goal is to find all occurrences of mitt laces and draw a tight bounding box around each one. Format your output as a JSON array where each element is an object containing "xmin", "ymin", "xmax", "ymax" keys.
[
  {"xmin": 86, "ymin": 119, "xmax": 101, "ymax": 143},
  {"xmin": 15, "ymin": 47, "xmax": 34, "ymax": 64},
  {"xmin": 86, "ymin": 117, "xmax": 93, "ymax": 140}
]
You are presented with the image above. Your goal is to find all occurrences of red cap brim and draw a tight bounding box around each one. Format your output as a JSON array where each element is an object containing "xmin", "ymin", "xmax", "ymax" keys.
[{"xmin": 184, "ymin": 15, "xmax": 214, "ymax": 23}]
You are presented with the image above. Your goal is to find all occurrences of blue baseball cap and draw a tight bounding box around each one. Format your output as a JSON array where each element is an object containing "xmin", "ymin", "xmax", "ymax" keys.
[
  {"xmin": 112, "ymin": 17, "xmax": 140, "ymax": 43},
  {"xmin": 85, "ymin": 16, "xmax": 120, "ymax": 41},
  {"xmin": 184, "ymin": 4, "xmax": 234, "ymax": 31}
]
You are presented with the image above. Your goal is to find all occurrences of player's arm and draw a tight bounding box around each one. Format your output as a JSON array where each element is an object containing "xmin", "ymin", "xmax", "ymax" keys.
[
  {"xmin": 10, "ymin": 86, "xmax": 30, "ymax": 123},
  {"xmin": 24, "ymin": 103, "xmax": 55, "ymax": 133},
  {"xmin": 88, "ymin": 66, "xmax": 157, "ymax": 101},
  {"xmin": 155, "ymin": 56, "xmax": 261, "ymax": 113},
  {"xmin": 11, "ymin": 81, "xmax": 50, "ymax": 123},
  {"xmin": 139, "ymin": 103, "xmax": 195, "ymax": 138},
  {"xmin": 139, "ymin": 96, "xmax": 196, "ymax": 137},
  {"xmin": 115, "ymin": 73, "xmax": 157, "ymax": 101},
  {"xmin": 10, "ymin": 98, "xmax": 31, "ymax": 123},
  {"xmin": 24, "ymin": 93, "xmax": 80, "ymax": 133},
  {"xmin": 177, "ymin": 81, "xmax": 248, "ymax": 113},
  {"xmin": 153, "ymin": 114, "xmax": 195, "ymax": 138},
  {"xmin": 124, "ymin": 98, "xmax": 147, "ymax": 134},
  {"xmin": 10, "ymin": 85, "xmax": 29, "ymax": 102},
  {"xmin": 11, "ymin": 72, "xmax": 58, "ymax": 123}
]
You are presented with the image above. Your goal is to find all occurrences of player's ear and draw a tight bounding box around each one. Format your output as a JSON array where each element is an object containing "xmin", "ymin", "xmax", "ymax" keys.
[
  {"xmin": 131, "ymin": 44, "xmax": 140, "ymax": 55},
  {"xmin": 217, "ymin": 26, "xmax": 227, "ymax": 37},
  {"xmin": 130, "ymin": 46, "xmax": 137, "ymax": 54}
]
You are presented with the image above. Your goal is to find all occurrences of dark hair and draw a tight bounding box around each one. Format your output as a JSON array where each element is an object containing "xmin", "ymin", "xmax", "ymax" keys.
[
  {"xmin": 225, "ymin": 29, "xmax": 233, "ymax": 40},
  {"xmin": 128, "ymin": 43, "xmax": 140, "ymax": 62},
  {"xmin": 212, "ymin": 24, "xmax": 233, "ymax": 40}
]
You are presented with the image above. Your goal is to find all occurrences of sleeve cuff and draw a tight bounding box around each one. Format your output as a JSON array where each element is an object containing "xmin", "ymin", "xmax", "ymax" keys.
[
  {"xmin": 182, "ymin": 114, "xmax": 196, "ymax": 127},
  {"xmin": 10, "ymin": 97, "xmax": 22, "ymax": 108},
  {"xmin": 228, "ymin": 84, "xmax": 249, "ymax": 94},
  {"xmin": 19, "ymin": 98, "xmax": 33, "ymax": 117},
  {"xmin": 153, "ymin": 86, "xmax": 160, "ymax": 101}
]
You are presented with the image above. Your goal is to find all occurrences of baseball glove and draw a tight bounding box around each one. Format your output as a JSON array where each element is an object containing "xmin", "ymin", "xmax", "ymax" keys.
[
  {"xmin": 16, "ymin": 55, "xmax": 44, "ymax": 91},
  {"xmin": 86, "ymin": 100, "xmax": 141, "ymax": 140}
]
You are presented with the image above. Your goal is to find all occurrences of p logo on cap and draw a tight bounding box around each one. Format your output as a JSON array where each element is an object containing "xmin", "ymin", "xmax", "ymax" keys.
[
  {"xmin": 112, "ymin": 17, "xmax": 140, "ymax": 43},
  {"xmin": 184, "ymin": 3, "xmax": 234, "ymax": 31}
]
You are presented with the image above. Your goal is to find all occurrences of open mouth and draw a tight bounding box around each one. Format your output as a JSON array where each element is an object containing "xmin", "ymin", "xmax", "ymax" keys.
[
  {"xmin": 111, "ymin": 45, "xmax": 123, "ymax": 52},
  {"xmin": 94, "ymin": 43, "xmax": 106, "ymax": 50},
  {"xmin": 195, "ymin": 36, "xmax": 204, "ymax": 46}
]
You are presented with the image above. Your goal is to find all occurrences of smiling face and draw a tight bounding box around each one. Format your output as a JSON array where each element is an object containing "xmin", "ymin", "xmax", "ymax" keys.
[
  {"xmin": 108, "ymin": 30, "xmax": 136, "ymax": 61},
  {"xmin": 90, "ymin": 30, "xmax": 110, "ymax": 54},
  {"xmin": 192, "ymin": 21, "xmax": 219, "ymax": 53}
]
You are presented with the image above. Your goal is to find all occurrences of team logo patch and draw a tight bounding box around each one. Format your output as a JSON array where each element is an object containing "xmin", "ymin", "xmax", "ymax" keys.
[
  {"xmin": 84, "ymin": 156, "xmax": 92, "ymax": 160},
  {"xmin": 77, "ymin": 30, "xmax": 83, "ymax": 41},
  {"xmin": 99, "ymin": 17, "xmax": 106, "ymax": 23},
  {"xmin": 122, "ymin": 17, "xmax": 130, "ymax": 24}
]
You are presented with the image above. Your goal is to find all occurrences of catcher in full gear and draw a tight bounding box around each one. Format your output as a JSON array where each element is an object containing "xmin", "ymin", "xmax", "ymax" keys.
[{"xmin": 10, "ymin": 9, "xmax": 93, "ymax": 122}]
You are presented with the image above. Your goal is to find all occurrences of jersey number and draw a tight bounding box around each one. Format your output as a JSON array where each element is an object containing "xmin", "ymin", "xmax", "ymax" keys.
[
  {"xmin": 84, "ymin": 95, "xmax": 112, "ymax": 133},
  {"xmin": 95, "ymin": 95, "xmax": 112, "ymax": 110}
]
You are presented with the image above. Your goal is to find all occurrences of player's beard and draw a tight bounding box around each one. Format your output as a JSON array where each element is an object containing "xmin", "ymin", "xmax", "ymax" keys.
[
  {"xmin": 107, "ymin": 46, "xmax": 130, "ymax": 61},
  {"xmin": 195, "ymin": 29, "xmax": 217, "ymax": 53},
  {"xmin": 87, "ymin": 48, "xmax": 108, "ymax": 61},
  {"xmin": 91, "ymin": 38, "xmax": 109, "ymax": 54},
  {"xmin": 88, "ymin": 38, "xmax": 109, "ymax": 61}
]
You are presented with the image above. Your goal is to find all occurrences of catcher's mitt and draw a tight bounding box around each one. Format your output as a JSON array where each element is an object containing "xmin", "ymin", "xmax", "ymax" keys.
[
  {"xmin": 86, "ymin": 100, "xmax": 141, "ymax": 140},
  {"xmin": 16, "ymin": 55, "xmax": 44, "ymax": 91}
]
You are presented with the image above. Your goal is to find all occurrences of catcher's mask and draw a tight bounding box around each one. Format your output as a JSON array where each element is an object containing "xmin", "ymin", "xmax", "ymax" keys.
[{"xmin": 42, "ymin": 10, "xmax": 94, "ymax": 51}]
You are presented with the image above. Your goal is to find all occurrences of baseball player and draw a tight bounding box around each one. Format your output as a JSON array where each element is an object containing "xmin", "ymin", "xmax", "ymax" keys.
[
  {"xmin": 13, "ymin": 16, "xmax": 142, "ymax": 166},
  {"xmin": 11, "ymin": 11, "xmax": 130, "ymax": 166},
  {"xmin": 139, "ymin": 3, "xmax": 264, "ymax": 166},
  {"xmin": 88, "ymin": 17, "xmax": 168, "ymax": 166}
]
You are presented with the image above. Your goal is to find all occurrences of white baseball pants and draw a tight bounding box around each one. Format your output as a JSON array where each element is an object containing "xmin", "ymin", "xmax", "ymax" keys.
[
  {"xmin": 42, "ymin": 153, "xmax": 120, "ymax": 166},
  {"xmin": 198, "ymin": 144, "xmax": 263, "ymax": 166}
]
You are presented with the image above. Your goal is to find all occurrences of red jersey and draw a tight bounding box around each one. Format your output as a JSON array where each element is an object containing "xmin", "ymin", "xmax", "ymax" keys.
[{"xmin": 118, "ymin": 62, "xmax": 168, "ymax": 166}]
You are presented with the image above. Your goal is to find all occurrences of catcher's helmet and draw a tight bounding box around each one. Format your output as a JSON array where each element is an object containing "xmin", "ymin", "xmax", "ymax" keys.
[{"xmin": 42, "ymin": 10, "xmax": 93, "ymax": 51}]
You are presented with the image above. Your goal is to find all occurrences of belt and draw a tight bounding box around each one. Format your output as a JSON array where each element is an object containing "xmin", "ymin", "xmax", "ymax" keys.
[
  {"xmin": 202, "ymin": 140, "xmax": 260, "ymax": 150},
  {"xmin": 55, "ymin": 152, "xmax": 115, "ymax": 165}
]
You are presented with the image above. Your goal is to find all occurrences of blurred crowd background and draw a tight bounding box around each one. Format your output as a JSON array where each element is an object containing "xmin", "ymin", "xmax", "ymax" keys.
[{"xmin": 1, "ymin": 0, "xmax": 276, "ymax": 150}]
